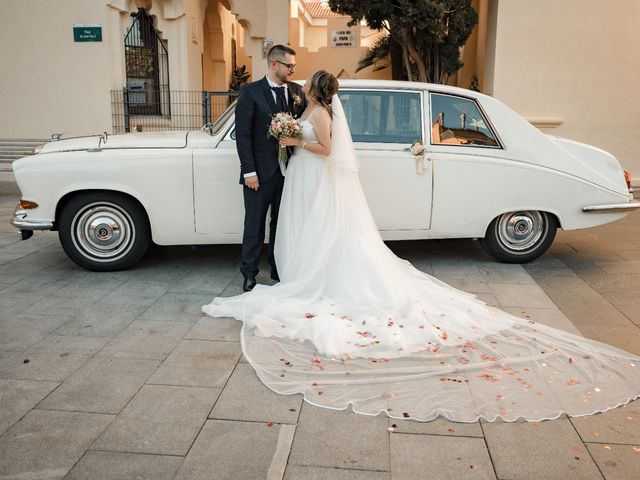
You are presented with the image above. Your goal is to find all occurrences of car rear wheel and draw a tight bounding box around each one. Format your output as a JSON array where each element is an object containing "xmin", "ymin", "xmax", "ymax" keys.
[
  {"xmin": 58, "ymin": 192, "xmax": 150, "ymax": 271},
  {"xmin": 480, "ymin": 211, "xmax": 558, "ymax": 263}
]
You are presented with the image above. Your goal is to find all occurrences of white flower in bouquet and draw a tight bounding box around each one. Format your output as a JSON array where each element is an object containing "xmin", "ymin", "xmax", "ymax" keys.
[{"xmin": 268, "ymin": 112, "xmax": 303, "ymax": 166}]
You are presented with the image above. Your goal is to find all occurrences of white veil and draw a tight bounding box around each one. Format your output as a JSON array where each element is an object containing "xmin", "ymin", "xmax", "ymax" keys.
[
  {"xmin": 328, "ymin": 94, "xmax": 360, "ymax": 173},
  {"xmin": 203, "ymin": 91, "xmax": 640, "ymax": 423}
]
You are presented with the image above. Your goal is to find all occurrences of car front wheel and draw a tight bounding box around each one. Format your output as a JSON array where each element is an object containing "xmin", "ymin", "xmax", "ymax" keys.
[
  {"xmin": 58, "ymin": 192, "xmax": 150, "ymax": 271},
  {"xmin": 480, "ymin": 211, "xmax": 558, "ymax": 263}
]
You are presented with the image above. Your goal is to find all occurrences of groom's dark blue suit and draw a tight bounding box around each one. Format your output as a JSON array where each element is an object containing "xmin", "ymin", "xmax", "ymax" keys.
[{"xmin": 235, "ymin": 76, "xmax": 306, "ymax": 278}]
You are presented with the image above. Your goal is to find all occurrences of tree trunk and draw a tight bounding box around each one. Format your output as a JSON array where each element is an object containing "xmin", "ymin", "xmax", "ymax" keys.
[
  {"xmin": 405, "ymin": 32, "xmax": 428, "ymax": 82},
  {"xmin": 389, "ymin": 36, "xmax": 405, "ymax": 80}
]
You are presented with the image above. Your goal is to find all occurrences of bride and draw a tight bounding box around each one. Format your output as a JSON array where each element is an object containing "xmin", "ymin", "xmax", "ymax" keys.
[{"xmin": 203, "ymin": 70, "xmax": 640, "ymax": 422}]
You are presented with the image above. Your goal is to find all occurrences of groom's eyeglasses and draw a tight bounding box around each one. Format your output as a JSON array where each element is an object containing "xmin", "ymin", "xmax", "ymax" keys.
[{"xmin": 275, "ymin": 60, "xmax": 296, "ymax": 71}]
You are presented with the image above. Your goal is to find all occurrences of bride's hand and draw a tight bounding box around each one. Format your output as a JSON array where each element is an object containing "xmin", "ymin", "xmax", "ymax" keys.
[{"xmin": 279, "ymin": 136, "xmax": 302, "ymax": 147}]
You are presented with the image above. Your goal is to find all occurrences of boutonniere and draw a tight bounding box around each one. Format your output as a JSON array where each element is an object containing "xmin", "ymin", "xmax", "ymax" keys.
[{"xmin": 292, "ymin": 94, "xmax": 302, "ymax": 109}]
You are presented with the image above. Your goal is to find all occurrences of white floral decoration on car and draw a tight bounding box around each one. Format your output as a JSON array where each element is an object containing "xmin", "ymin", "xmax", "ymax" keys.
[{"xmin": 409, "ymin": 140, "xmax": 429, "ymax": 175}]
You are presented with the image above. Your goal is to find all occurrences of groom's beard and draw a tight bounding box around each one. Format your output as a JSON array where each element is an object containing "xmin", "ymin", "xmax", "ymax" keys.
[{"xmin": 275, "ymin": 71, "xmax": 292, "ymax": 85}]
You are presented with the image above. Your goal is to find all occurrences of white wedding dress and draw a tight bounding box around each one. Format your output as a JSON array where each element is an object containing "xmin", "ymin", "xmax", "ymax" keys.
[{"xmin": 203, "ymin": 96, "xmax": 640, "ymax": 422}]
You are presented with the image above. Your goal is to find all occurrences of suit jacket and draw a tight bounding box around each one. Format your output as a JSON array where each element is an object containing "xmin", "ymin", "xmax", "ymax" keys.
[{"xmin": 235, "ymin": 77, "xmax": 307, "ymax": 184}]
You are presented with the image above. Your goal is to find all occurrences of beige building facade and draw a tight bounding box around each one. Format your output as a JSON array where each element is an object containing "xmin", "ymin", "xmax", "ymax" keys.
[{"xmin": 1, "ymin": 0, "xmax": 638, "ymax": 181}]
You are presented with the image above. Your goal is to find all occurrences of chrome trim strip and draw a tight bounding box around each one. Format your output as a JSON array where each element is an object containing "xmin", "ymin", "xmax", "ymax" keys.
[
  {"xmin": 10, "ymin": 218, "xmax": 54, "ymax": 230},
  {"xmin": 582, "ymin": 202, "xmax": 640, "ymax": 212}
]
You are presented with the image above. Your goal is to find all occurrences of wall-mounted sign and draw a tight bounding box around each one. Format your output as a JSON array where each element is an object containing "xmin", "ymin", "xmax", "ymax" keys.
[
  {"xmin": 73, "ymin": 24, "xmax": 102, "ymax": 42},
  {"xmin": 331, "ymin": 30, "xmax": 356, "ymax": 48}
]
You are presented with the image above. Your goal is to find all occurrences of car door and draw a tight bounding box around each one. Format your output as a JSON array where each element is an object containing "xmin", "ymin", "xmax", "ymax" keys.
[
  {"xmin": 338, "ymin": 89, "xmax": 432, "ymax": 233},
  {"xmin": 192, "ymin": 114, "xmax": 245, "ymax": 240},
  {"xmin": 426, "ymin": 91, "xmax": 510, "ymax": 236}
]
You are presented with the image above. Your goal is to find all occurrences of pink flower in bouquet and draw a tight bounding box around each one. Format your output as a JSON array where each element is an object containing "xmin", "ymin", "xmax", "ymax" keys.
[{"xmin": 268, "ymin": 112, "xmax": 303, "ymax": 167}]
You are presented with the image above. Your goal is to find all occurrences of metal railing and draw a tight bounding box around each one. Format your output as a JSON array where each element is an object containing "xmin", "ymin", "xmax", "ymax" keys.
[{"xmin": 110, "ymin": 89, "xmax": 238, "ymax": 133}]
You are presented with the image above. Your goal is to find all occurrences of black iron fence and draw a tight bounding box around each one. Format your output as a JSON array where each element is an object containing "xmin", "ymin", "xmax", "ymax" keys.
[{"xmin": 110, "ymin": 89, "xmax": 238, "ymax": 133}]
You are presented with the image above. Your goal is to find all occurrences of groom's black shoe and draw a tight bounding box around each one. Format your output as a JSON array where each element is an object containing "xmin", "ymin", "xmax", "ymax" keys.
[
  {"xmin": 243, "ymin": 275, "xmax": 257, "ymax": 292},
  {"xmin": 271, "ymin": 270, "xmax": 280, "ymax": 282}
]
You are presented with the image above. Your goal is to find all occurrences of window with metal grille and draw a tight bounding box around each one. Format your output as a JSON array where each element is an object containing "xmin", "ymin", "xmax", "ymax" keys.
[{"xmin": 124, "ymin": 8, "xmax": 170, "ymax": 116}]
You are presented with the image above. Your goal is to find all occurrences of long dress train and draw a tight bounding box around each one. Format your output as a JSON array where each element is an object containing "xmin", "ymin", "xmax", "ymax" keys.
[{"xmin": 203, "ymin": 97, "xmax": 640, "ymax": 423}]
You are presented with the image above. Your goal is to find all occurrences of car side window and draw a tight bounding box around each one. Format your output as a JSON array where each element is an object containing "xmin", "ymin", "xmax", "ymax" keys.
[
  {"xmin": 337, "ymin": 90, "xmax": 422, "ymax": 143},
  {"xmin": 429, "ymin": 93, "xmax": 500, "ymax": 147}
]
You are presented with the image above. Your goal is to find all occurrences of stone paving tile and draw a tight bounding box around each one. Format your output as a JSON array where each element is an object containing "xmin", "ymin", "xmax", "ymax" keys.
[
  {"xmin": 65, "ymin": 450, "xmax": 183, "ymax": 480},
  {"xmin": 38, "ymin": 357, "xmax": 160, "ymax": 414},
  {"xmin": 578, "ymin": 324, "xmax": 640, "ymax": 356},
  {"xmin": 0, "ymin": 378, "xmax": 59, "ymax": 435},
  {"xmin": 390, "ymin": 433, "xmax": 496, "ymax": 480},
  {"xmin": 475, "ymin": 292, "xmax": 499, "ymax": 308},
  {"xmin": 0, "ymin": 334, "xmax": 109, "ymax": 381},
  {"xmin": 147, "ymin": 339, "xmax": 240, "ymax": 387},
  {"xmin": 168, "ymin": 267, "xmax": 238, "ymax": 295},
  {"xmin": 97, "ymin": 320, "xmax": 191, "ymax": 360},
  {"xmin": 185, "ymin": 315, "xmax": 241, "ymax": 342},
  {"xmin": 289, "ymin": 403, "xmax": 390, "ymax": 471},
  {"xmin": 432, "ymin": 262, "xmax": 485, "ymax": 282},
  {"xmin": 388, "ymin": 417, "xmax": 483, "ymax": 437},
  {"xmin": 285, "ymin": 465, "xmax": 391, "ymax": 480},
  {"xmin": 173, "ymin": 419, "xmax": 284, "ymax": 480},
  {"xmin": 54, "ymin": 294, "xmax": 158, "ymax": 338},
  {"xmin": 93, "ymin": 384, "xmax": 220, "ymax": 455},
  {"xmin": 138, "ymin": 292, "xmax": 212, "ymax": 323},
  {"xmin": 585, "ymin": 443, "xmax": 640, "ymax": 480},
  {"xmin": 0, "ymin": 409, "xmax": 114, "ymax": 480},
  {"xmin": 478, "ymin": 262, "xmax": 537, "ymax": 285},
  {"xmin": 129, "ymin": 262, "xmax": 194, "ymax": 284},
  {"xmin": 109, "ymin": 279, "xmax": 171, "ymax": 299},
  {"xmin": 0, "ymin": 293, "xmax": 43, "ymax": 315},
  {"xmin": 616, "ymin": 303, "xmax": 640, "ymax": 326},
  {"xmin": 570, "ymin": 402, "xmax": 640, "ymax": 445},
  {"xmin": 596, "ymin": 260, "xmax": 640, "ymax": 274},
  {"xmin": 483, "ymin": 417, "xmax": 603, "ymax": 480},
  {"xmin": 432, "ymin": 275, "xmax": 492, "ymax": 294},
  {"xmin": 210, "ymin": 363, "xmax": 302, "ymax": 424},
  {"xmin": 488, "ymin": 283, "xmax": 557, "ymax": 309},
  {"xmin": 0, "ymin": 313, "xmax": 72, "ymax": 350},
  {"xmin": 0, "ymin": 268, "xmax": 82, "ymax": 297},
  {"xmin": 22, "ymin": 293, "xmax": 104, "ymax": 317}
]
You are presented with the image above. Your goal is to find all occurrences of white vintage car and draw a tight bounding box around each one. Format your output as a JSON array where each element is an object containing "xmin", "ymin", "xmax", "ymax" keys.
[{"xmin": 10, "ymin": 80, "xmax": 639, "ymax": 271}]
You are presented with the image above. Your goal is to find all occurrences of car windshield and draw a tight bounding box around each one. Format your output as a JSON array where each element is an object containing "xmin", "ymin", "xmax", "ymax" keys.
[{"xmin": 206, "ymin": 100, "xmax": 237, "ymax": 136}]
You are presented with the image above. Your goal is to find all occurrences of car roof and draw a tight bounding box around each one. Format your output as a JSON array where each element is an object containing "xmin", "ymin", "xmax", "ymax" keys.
[{"xmin": 292, "ymin": 78, "xmax": 489, "ymax": 100}]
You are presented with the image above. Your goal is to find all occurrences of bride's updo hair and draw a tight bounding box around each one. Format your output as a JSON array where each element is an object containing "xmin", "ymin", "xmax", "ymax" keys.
[{"xmin": 308, "ymin": 70, "xmax": 339, "ymax": 116}]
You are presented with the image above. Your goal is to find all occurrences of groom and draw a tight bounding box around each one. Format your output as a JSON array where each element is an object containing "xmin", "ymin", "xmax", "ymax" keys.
[{"xmin": 235, "ymin": 44, "xmax": 306, "ymax": 291}]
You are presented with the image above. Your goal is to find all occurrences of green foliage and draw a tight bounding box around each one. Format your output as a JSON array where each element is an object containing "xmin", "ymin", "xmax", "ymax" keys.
[
  {"xmin": 229, "ymin": 65, "xmax": 251, "ymax": 92},
  {"xmin": 329, "ymin": 0, "xmax": 478, "ymax": 84},
  {"xmin": 356, "ymin": 34, "xmax": 390, "ymax": 73},
  {"xmin": 469, "ymin": 73, "xmax": 480, "ymax": 92}
]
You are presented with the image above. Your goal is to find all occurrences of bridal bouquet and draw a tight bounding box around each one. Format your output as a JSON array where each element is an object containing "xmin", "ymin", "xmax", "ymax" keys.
[{"xmin": 268, "ymin": 112, "xmax": 302, "ymax": 171}]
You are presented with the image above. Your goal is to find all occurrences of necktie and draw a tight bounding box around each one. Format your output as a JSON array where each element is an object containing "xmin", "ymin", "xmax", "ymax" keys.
[{"xmin": 271, "ymin": 86, "xmax": 288, "ymax": 112}]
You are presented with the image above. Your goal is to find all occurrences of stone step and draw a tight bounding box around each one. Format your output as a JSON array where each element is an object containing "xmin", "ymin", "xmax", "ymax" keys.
[
  {"xmin": 0, "ymin": 138, "xmax": 48, "ymax": 143},
  {"xmin": 0, "ymin": 159, "xmax": 14, "ymax": 173},
  {"xmin": 0, "ymin": 154, "xmax": 26, "ymax": 161},
  {"xmin": 0, "ymin": 145, "xmax": 39, "ymax": 151}
]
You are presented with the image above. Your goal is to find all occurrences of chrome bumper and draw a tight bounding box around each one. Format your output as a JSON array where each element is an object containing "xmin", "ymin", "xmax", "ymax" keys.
[
  {"xmin": 10, "ymin": 208, "xmax": 54, "ymax": 231},
  {"xmin": 583, "ymin": 201, "xmax": 640, "ymax": 212}
]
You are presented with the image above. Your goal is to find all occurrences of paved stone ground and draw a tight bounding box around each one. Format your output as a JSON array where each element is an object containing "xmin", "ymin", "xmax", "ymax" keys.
[{"xmin": 1, "ymin": 179, "xmax": 639, "ymax": 480}]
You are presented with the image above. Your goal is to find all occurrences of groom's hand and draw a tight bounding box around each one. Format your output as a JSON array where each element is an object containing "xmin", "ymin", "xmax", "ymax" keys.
[{"xmin": 244, "ymin": 175, "xmax": 260, "ymax": 191}]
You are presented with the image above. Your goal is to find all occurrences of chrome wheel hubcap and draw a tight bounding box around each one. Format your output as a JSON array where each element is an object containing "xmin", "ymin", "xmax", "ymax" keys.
[
  {"xmin": 497, "ymin": 211, "xmax": 545, "ymax": 251},
  {"xmin": 72, "ymin": 203, "xmax": 135, "ymax": 261}
]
